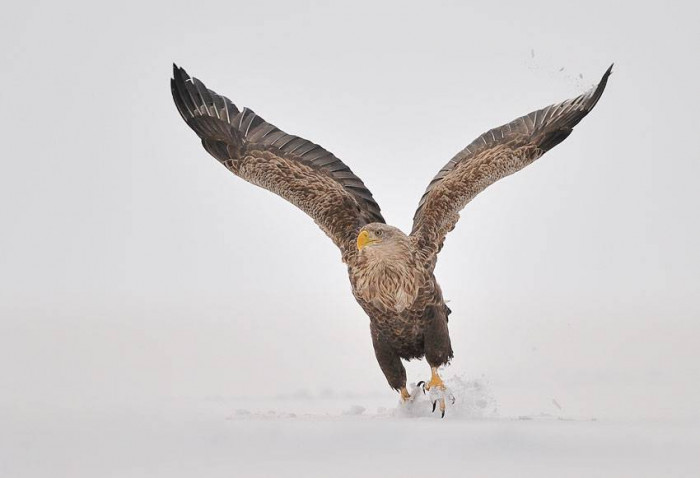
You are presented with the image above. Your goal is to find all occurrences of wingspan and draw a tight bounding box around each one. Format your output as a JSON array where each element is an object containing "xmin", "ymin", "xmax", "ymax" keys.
[
  {"xmin": 411, "ymin": 65, "xmax": 612, "ymax": 262},
  {"xmin": 171, "ymin": 65, "xmax": 384, "ymax": 262}
]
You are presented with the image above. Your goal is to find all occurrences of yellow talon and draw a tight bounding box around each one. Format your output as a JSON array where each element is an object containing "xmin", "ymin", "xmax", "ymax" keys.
[
  {"xmin": 423, "ymin": 367, "xmax": 450, "ymax": 417},
  {"xmin": 424, "ymin": 366, "xmax": 446, "ymax": 391},
  {"xmin": 400, "ymin": 386, "xmax": 411, "ymax": 402}
]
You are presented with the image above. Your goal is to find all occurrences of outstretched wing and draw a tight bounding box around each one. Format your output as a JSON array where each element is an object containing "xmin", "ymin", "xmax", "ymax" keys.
[
  {"xmin": 411, "ymin": 65, "xmax": 612, "ymax": 261},
  {"xmin": 171, "ymin": 65, "xmax": 384, "ymax": 262}
]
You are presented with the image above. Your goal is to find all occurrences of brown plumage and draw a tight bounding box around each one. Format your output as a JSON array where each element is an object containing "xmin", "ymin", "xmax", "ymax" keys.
[{"xmin": 171, "ymin": 63, "xmax": 612, "ymax": 411}]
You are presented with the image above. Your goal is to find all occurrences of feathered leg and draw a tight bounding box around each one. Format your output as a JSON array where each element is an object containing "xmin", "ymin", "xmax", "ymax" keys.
[
  {"xmin": 423, "ymin": 304, "xmax": 453, "ymax": 365},
  {"xmin": 420, "ymin": 304, "xmax": 455, "ymax": 416},
  {"xmin": 370, "ymin": 325, "xmax": 408, "ymax": 399}
]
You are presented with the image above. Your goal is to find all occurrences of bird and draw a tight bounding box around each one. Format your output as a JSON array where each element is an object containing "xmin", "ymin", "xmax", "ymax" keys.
[{"xmin": 171, "ymin": 63, "xmax": 612, "ymax": 417}]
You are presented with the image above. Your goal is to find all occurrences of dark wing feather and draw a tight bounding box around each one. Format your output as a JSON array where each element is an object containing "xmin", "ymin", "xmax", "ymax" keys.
[
  {"xmin": 171, "ymin": 65, "xmax": 384, "ymax": 261},
  {"xmin": 411, "ymin": 65, "xmax": 612, "ymax": 262}
]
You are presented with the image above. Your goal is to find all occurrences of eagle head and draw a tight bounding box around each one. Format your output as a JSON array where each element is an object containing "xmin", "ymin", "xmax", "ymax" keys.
[
  {"xmin": 357, "ymin": 224, "xmax": 406, "ymax": 251},
  {"xmin": 353, "ymin": 224, "xmax": 419, "ymax": 313}
]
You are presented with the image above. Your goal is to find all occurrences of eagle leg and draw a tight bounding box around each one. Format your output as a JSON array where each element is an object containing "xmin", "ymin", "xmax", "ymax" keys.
[
  {"xmin": 418, "ymin": 367, "xmax": 455, "ymax": 418},
  {"xmin": 370, "ymin": 325, "xmax": 408, "ymax": 393}
]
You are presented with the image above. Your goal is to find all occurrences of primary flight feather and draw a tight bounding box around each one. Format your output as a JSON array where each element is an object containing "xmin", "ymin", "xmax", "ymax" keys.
[{"xmin": 171, "ymin": 63, "xmax": 612, "ymax": 416}]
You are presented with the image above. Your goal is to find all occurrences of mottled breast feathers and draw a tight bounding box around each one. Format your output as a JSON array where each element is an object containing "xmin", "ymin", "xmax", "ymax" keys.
[{"xmin": 351, "ymin": 230, "xmax": 422, "ymax": 313}]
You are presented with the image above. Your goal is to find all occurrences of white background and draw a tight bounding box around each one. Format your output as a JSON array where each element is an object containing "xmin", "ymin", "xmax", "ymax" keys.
[{"xmin": 1, "ymin": 1, "xmax": 698, "ymax": 476}]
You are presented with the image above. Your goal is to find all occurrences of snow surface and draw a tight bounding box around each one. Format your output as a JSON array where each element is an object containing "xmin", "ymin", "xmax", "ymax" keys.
[{"xmin": 3, "ymin": 376, "xmax": 698, "ymax": 477}]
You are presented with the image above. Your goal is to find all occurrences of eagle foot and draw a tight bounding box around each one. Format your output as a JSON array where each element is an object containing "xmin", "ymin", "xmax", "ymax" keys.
[
  {"xmin": 399, "ymin": 386, "xmax": 412, "ymax": 402},
  {"xmin": 417, "ymin": 367, "xmax": 455, "ymax": 418}
]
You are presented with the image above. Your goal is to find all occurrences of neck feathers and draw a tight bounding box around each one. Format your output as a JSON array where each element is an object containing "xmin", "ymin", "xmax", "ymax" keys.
[{"xmin": 353, "ymin": 242, "xmax": 421, "ymax": 313}]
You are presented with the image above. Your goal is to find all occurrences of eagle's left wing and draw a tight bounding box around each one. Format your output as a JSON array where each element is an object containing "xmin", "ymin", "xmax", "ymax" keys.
[
  {"xmin": 171, "ymin": 65, "xmax": 384, "ymax": 262},
  {"xmin": 410, "ymin": 65, "xmax": 612, "ymax": 263}
]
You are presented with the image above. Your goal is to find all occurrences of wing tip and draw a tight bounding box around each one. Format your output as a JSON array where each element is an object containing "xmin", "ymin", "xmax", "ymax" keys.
[
  {"xmin": 605, "ymin": 62, "xmax": 614, "ymax": 77},
  {"xmin": 583, "ymin": 63, "xmax": 613, "ymax": 111},
  {"xmin": 599, "ymin": 62, "xmax": 614, "ymax": 87},
  {"xmin": 598, "ymin": 63, "xmax": 615, "ymax": 88},
  {"xmin": 171, "ymin": 63, "xmax": 192, "ymax": 85}
]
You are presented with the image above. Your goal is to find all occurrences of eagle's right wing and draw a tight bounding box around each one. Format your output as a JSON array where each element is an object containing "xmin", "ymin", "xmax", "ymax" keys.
[
  {"xmin": 411, "ymin": 65, "xmax": 612, "ymax": 263},
  {"xmin": 171, "ymin": 65, "xmax": 384, "ymax": 262}
]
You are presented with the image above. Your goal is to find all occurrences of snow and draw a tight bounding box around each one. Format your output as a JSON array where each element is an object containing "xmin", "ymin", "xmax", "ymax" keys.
[{"xmin": 2, "ymin": 377, "xmax": 698, "ymax": 477}]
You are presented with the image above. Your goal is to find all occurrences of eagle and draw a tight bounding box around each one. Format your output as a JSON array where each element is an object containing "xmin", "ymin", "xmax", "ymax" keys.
[{"xmin": 171, "ymin": 63, "xmax": 611, "ymax": 417}]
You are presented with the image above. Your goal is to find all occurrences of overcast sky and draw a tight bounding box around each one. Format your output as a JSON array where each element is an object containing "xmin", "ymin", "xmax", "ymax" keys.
[{"xmin": 1, "ymin": 0, "xmax": 698, "ymax": 419}]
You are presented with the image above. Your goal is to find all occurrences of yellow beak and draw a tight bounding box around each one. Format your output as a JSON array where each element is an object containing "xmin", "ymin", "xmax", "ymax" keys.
[{"xmin": 357, "ymin": 230, "xmax": 372, "ymax": 250}]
